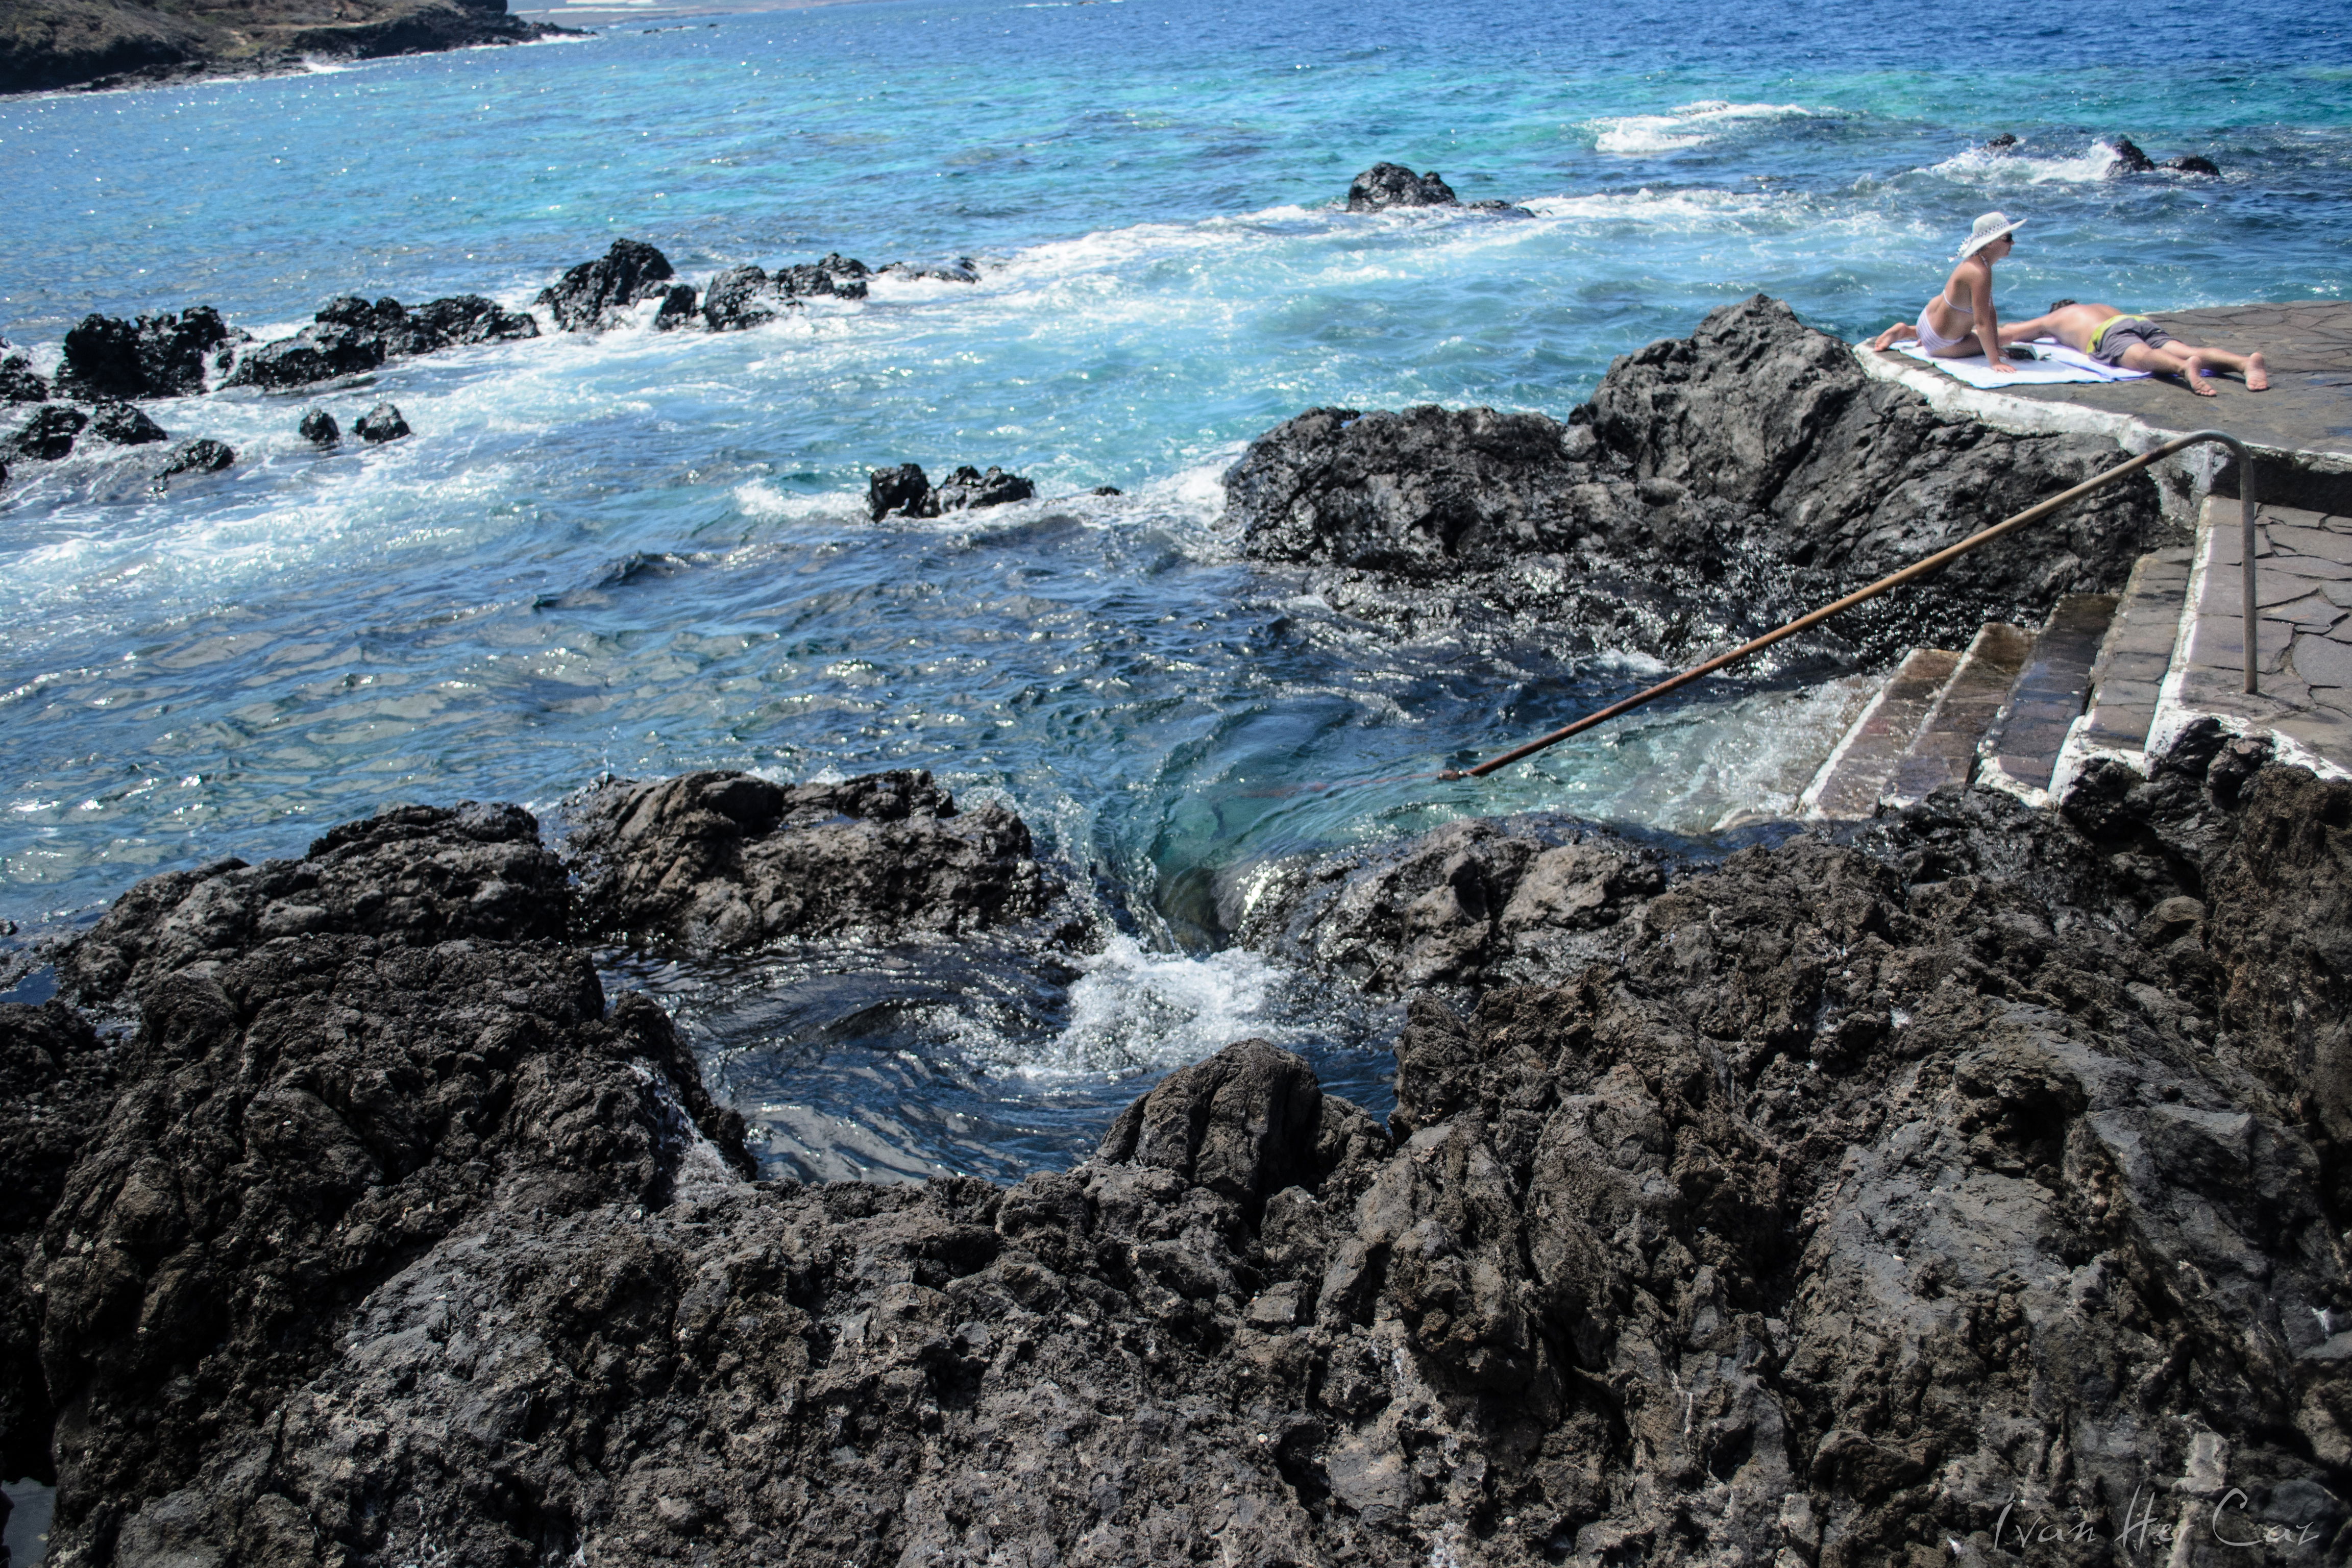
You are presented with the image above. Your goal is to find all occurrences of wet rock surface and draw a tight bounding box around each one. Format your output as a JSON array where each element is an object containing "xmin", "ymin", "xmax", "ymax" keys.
[
  {"xmin": 700, "ymin": 253, "xmax": 872, "ymax": 331},
  {"xmin": 1348, "ymin": 161, "xmax": 1460, "ymax": 210},
  {"xmin": 877, "ymin": 257, "xmax": 982, "ymax": 284},
  {"xmin": 298, "ymin": 407, "xmax": 340, "ymax": 447},
  {"xmin": 5, "ymin": 403, "xmax": 86, "ymax": 462},
  {"xmin": 10, "ymin": 737, "xmax": 2349, "ymax": 1565},
  {"xmin": 53, "ymin": 306, "xmax": 231, "ymax": 400},
  {"xmin": 1226, "ymin": 295, "xmax": 2165, "ymax": 666},
  {"xmin": 152, "ymin": 435, "xmax": 234, "ymax": 482},
  {"xmin": 562, "ymin": 768, "xmax": 1060, "ymax": 949},
  {"xmin": 0, "ymin": 352, "xmax": 48, "ymax": 404},
  {"xmin": 354, "ymin": 400, "xmax": 410, "ymax": 443},
  {"xmin": 536, "ymin": 237, "xmax": 678, "ymax": 331},
  {"xmin": 85, "ymin": 399, "xmax": 166, "ymax": 446},
  {"xmin": 866, "ymin": 460, "xmax": 1037, "ymax": 519},
  {"xmin": 226, "ymin": 292, "xmax": 536, "ymax": 389}
]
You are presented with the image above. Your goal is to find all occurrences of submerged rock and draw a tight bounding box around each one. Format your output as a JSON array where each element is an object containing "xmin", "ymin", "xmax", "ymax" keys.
[
  {"xmin": 1347, "ymin": 161, "xmax": 1458, "ymax": 210},
  {"xmin": 562, "ymin": 768, "xmax": 1058, "ymax": 949},
  {"xmin": 5, "ymin": 403, "xmax": 86, "ymax": 461},
  {"xmin": 877, "ymin": 257, "xmax": 982, "ymax": 284},
  {"xmin": 2110, "ymin": 134, "xmax": 2159, "ymax": 173},
  {"xmin": 298, "ymin": 407, "xmax": 340, "ymax": 446},
  {"xmin": 1226, "ymin": 294, "xmax": 2163, "ymax": 664},
  {"xmin": 86, "ymin": 398, "xmax": 166, "ymax": 446},
  {"xmin": 2170, "ymin": 153, "xmax": 2222, "ymax": 176},
  {"xmin": 354, "ymin": 401, "xmax": 410, "ymax": 443},
  {"xmin": 226, "ymin": 292, "xmax": 536, "ymax": 389},
  {"xmin": 536, "ymin": 237, "xmax": 678, "ymax": 331},
  {"xmin": 0, "ymin": 352, "xmax": 48, "ymax": 404},
  {"xmin": 152, "ymin": 436, "xmax": 234, "ymax": 481},
  {"xmin": 866, "ymin": 460, "xmax": 1036, "ymax": 519},
  {"xmin": 53, "ymin": 306, "xmax": 231, "ymax": 400}
]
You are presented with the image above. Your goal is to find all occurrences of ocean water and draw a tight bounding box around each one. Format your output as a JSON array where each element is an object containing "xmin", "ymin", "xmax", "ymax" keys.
[{"xmin": 2, "ymin": 0, "xmax": 2347, "ymax": 1180}]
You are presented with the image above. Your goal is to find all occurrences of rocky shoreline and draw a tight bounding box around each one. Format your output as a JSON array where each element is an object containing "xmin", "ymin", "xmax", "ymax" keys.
[
  {"xmin": 0, "ymin": 0, "xmax": 572, "ymax": 98},
  {"xmin": 1, "ymin": 288, "xmax": 2343, "ymax": 1564},
  {"xmin": 3, "ymin": 727, "xmax": 2347, "ymax": 1565}
]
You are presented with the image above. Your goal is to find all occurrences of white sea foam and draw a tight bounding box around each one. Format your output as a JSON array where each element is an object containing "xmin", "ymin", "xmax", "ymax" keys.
[
  {"xmin": 1588, "ymin": 100, "xmax": 1812, "ymax": 156},
  {"xmin": 1026, "ymin": 934, "xmax": 1292, "ymax": 1079},
  {"xmin": 1927, "ymin": 140, "xmax": 2121, "ymax": 184}
]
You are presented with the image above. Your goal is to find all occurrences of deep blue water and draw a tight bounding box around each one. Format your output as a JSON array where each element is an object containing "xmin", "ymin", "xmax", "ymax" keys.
[{"xmin": 3, "ymin": 0, "xmax": 2347, "ymax": 1180}]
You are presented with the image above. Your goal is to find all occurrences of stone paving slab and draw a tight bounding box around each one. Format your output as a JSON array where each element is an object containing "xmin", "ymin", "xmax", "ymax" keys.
[
  {"xmin": 2150, "ymin": 498, "xmax": 2352, "ymax": 779},
  {"xmin": 2079, "ymin": 547, "xmax": 2193, "ymax": 752}
]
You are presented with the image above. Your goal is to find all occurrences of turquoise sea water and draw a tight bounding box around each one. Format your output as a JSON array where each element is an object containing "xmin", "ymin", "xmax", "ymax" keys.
[{"xmin": 3, "ymin": 0, "xmax": 2348, "ymax": 1177}]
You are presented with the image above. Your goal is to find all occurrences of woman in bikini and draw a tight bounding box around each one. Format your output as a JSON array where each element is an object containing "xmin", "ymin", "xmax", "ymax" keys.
[{"xmin": 1866, "ymin": 211, "xmax": 2024, "ymax": 373}]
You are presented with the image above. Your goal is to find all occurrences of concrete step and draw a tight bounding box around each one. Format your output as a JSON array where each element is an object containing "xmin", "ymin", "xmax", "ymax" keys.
[
  {"xmin": 1978, "ymin": 593, "xmax": 2119, "ymax": 803},
  {"xmin": 1801, "ymin": 646, "xmax": 1962, "ymax": 821},
  {"xmin": 1886, "ymin": 622, "xmax": 2032, "ymax": 806},
  {"xmin": 2077, "ymin": 547, "xmax": 2194, "ymax": 755}
]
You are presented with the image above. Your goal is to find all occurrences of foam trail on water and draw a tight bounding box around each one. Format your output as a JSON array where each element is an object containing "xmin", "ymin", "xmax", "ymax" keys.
[
  {"xmin": 1926, "ymin": 140, "xmax": 2122, "ymax": 184},
  {"xmin": 1588, "ymin": 100, "xmax": 1814, "ymax": 155},
  {"xmin": 1025, "ymin": 934, "xmax": 1294, "ymax": 1080}
]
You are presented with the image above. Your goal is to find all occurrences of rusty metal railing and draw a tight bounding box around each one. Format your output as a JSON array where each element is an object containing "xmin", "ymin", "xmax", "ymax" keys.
[{"xmin": 1441, "ymin": 429, "xmax": 2258, "ymax": 781}]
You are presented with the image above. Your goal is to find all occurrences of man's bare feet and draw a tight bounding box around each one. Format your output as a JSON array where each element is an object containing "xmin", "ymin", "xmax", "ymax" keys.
[{"xmin": 2247, "ymin": 351, "xmax": 2270, "ymax": 391}]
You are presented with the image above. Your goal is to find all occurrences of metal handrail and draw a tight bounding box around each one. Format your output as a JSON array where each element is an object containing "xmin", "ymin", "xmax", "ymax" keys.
[{"xmin": 1441, "ymin": 429, "xmax": 2258, "ymax": 781}]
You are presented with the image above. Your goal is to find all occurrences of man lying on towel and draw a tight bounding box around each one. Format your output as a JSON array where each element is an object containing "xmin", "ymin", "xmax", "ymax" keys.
[{"xmin": 2000, "ymin": 300, "xmax": 2269, "ymax": 395}]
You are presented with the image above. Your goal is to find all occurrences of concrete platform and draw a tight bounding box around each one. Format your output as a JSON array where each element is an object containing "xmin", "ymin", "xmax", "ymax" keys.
[
  {"xmin": 2149, "ymin": 498, "xmax": 2352, "ymax": 779},
  {"xmin": 1858, "ymin": 300, "xmax": 2352, "ymax": 517}
]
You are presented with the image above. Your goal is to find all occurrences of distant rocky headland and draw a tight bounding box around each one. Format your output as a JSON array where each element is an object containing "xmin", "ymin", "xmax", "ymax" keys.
[{"xmin": 0, "ymin": 0, "xmax": 569, "ymax": 97}]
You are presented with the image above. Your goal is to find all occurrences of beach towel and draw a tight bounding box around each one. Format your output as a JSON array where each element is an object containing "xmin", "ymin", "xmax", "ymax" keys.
[{"xmin": 1886, "ymin": 338, "xmax": 2152, "ymax": 389}]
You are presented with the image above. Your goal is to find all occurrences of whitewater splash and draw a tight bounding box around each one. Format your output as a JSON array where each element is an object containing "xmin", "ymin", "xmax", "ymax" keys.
[
  {"xmin": 1587, "ymin": 99, "xmax": 1814, "ymax": 155},
  {"xmin": 1927, "ymin": 139, "xmax": 2124, "ymax": 184}
]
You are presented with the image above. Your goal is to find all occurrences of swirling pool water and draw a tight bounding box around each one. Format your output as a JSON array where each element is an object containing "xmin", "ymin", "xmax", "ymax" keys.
[{"xmin": 3, "ymin": 0, "xmax": 2347, "ymax": 1178}]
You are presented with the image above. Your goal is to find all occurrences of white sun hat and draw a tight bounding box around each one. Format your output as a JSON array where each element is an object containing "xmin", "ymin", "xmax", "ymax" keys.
[{"xmin": 1958, "ymin": 211, "xmax": 2025, "ymax": 259}]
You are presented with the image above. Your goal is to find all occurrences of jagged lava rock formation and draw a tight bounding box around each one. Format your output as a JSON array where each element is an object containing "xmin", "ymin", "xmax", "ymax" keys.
[
  {"xmin": 0, "ymin": 733, "xmax": 2344, "ymax": 1563},
  {"xmin": 1226, "ymin": 295, "xmax": 2164, "ymax": 666},
  {"xmin": 562, "ymin": 768, "xmax": 1059, "ymax": 949}
]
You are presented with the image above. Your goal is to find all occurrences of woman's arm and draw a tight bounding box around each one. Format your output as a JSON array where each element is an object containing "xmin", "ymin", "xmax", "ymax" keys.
[{"xmin": 1969, "ymin": 261, "xmax": 2014, "ymax": 371}]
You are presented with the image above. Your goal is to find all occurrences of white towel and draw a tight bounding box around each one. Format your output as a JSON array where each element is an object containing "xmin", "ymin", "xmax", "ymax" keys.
[{"xmin": 1885, "ymin": 338, "xmax": 2152, "ymax": 388}]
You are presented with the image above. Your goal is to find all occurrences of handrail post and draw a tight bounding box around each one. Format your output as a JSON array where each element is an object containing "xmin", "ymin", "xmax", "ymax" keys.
[{"xmin": 1443, "ymin": 427, "xmax": 2259, "ymax": 779}]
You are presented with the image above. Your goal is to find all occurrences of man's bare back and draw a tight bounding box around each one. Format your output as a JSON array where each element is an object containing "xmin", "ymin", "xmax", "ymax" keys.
[{"xmin": 2000, "ymin": 300, "xmax": 2269, "ymax": 395}]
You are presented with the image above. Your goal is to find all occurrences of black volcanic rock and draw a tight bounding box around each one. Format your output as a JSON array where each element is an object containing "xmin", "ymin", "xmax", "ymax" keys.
[
  {"xmin": 6, "ymin": 403, "xmax": 86, "ymax": 461},
  {"xmin": 53, "ymin": 306, "xmax": 229, "ymax": 400},
  {"xmin": 866, "ymin": 460, "xmax": 933, "ymax": 519},
  {"xmin": 562, "ymin": 768, "xmax": 1057, "ymax": 949},
  {"xmin": 298, "ymin": 407, "xmax": 340, "ymax": 446},
  {"xmin": 700, "ymin": 264, "xmax": 789, "ymax": 331},
  {"xmin": 26, "ymin": 741, "xmax": 2352, "ymax": 1567},
  {"xmin": 86, "ymin": 398, "xmax": 166, "ymax": 445},
  {"xmin": 775, "ymin": 250, "xmax": 870, "ymax": 300},
  {"xmin": 0, "ymin": 999, "xmax": 120, "ymax": 1485},
  {"xmin": 1224, "ymin": 294, "xmax": 2162, "ymax": 665},
  {"xmin": 651, "ymin": 281, "xmax": 699, "ymax": 330},
  {"xmin": 226, "ymin": 292, "xmax": 536, "ymax": 389},
  {"xmin": 866, "ymin": 461, "xmax": 1036, "ymax": 519},
  {"xmin": 2169, "ymin": 153, "xmax": 2221, "ymax": 176},
  {"xmin": 1347, "ymin": 161, "xmax": 1459, "ymax": 210},
  {"xmin": 933, "ymin": 462, "xmax": 1035, "ymax": 511},
  {"xmin": 2110, "ymin": 134, "xmax": 2159, "ymax": 173},
  {"xmin": 355, "ymin": 401, "xmax": 410, "ymax": 443},
  {"xmin": 153, "ymin": 436, "xmax": 234, "ymax": 480},
  {"xmin": 536, "ymin": 237, "xmax": 676, "ymax": 330},
  {"xmin": 0, "ymin": 352, "xmax": 47, "ymax": 404}
]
